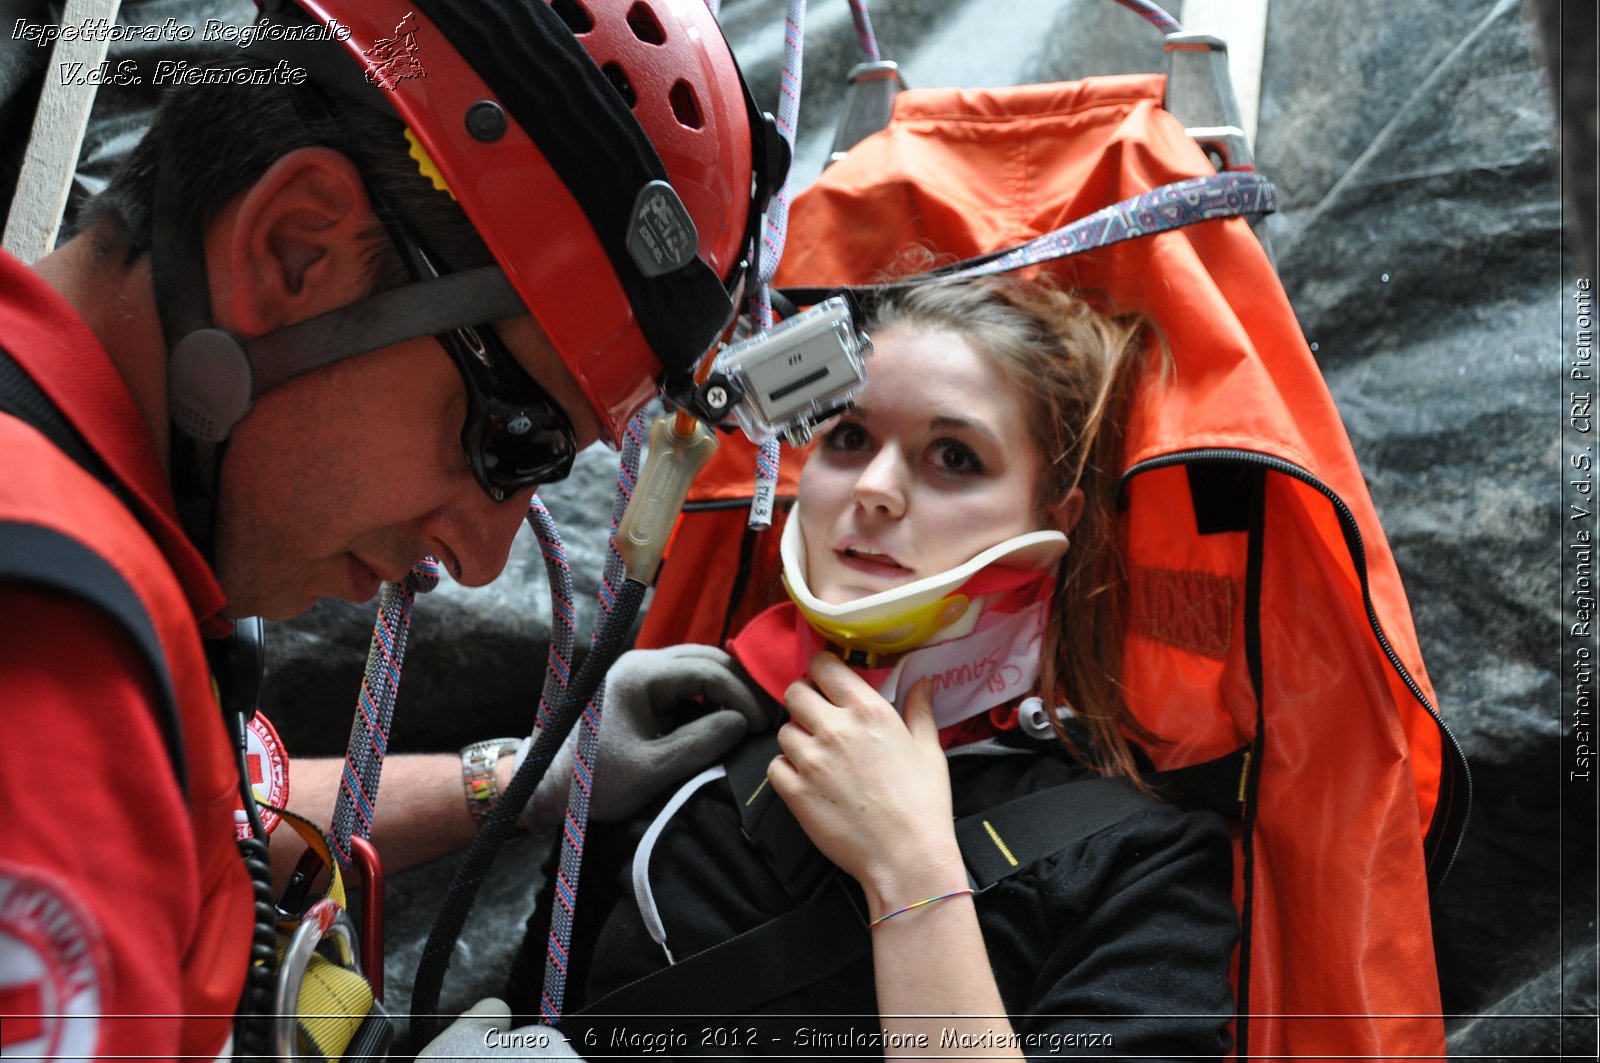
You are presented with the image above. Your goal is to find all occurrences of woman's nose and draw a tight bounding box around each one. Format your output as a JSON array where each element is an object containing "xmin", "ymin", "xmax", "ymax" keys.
[{"xmin": 851, "ymin": 448, "xmax": 907, "ymax": 518}]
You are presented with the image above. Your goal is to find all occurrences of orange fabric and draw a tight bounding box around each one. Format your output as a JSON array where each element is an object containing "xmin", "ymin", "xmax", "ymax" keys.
[
  {"xmin": 638, "ymin": 502, "xmax": 790, "ymax": 649},
  {"xmin": 647, "ymin": 76, "xmax": 1450, "ymax": 1058},
  {"xmin": 634, "ymin": 437, "xmax": 800, "ymax": 648}
]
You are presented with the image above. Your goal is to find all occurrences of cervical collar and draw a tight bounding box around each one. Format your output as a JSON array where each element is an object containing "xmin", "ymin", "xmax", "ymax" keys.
[
  {"xmin": 725, "ymin": 511, "xmax": 1066, "ymax": 731},
  {"xmin": 778, "ymin": 510, "xmax": 1067, "ymax": 665}
]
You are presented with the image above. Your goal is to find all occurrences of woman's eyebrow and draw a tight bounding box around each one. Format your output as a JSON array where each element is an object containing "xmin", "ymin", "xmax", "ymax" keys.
[{"xmin": 929, "ymin": 414, "xmax": 1002, "ymax": 447}]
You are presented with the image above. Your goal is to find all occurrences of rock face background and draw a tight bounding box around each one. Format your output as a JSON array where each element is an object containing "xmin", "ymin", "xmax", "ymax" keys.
[{"xmin": 5, "ymin": 0, "xmax": 1590, "ymax": 1054}]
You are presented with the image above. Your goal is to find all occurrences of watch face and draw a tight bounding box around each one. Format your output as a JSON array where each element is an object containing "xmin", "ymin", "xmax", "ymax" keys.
[{"xmin": 234, "ymin": 711, "xmax": 290, "ymax": 839}]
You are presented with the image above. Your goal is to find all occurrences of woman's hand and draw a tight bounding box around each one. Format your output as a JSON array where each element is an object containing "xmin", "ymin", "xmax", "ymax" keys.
[
  {"xmin": 767, "ymin": 652, "xmax": 967, "ymax": 912},
  {"xmin": 770, "ymin": 652, "xmax": 1023, "ymax": 1060}
]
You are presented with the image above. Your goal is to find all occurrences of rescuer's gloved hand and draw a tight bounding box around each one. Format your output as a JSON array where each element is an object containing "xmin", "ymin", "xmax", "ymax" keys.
[
  {"xmin": 521, "ymin": 645, "xmax": 774, "ymax": 829},
  {"xmin": 416, "ymin": 997, "xmax": 580, "ymax": 1059}
]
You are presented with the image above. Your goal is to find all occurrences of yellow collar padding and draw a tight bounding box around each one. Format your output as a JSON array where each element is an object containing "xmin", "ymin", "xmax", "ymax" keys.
[{"xmin": 780, "ymin": 509, "xmax": 1067, "ymax": 662}]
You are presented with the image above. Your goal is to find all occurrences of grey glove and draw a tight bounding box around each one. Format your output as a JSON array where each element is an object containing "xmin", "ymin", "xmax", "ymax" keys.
[
  {"xmin": 523, "ymin": 645, "xmax": 774, "ymax": 829},
  {"xmin": 415, "ymin": 997, "xmax": 580, "ymax": 1059}
]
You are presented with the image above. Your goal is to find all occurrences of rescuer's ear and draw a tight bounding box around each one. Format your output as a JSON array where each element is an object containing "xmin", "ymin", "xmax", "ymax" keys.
[{"xmin": 208, "ymin": 146, "xmax": 382, "ymax": 338}]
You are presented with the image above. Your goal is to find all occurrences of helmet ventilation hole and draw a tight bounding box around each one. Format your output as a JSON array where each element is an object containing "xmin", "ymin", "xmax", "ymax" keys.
[
  {"xmin": 550, "ymin": 0, "xmax": 594, "ymax": 34},
  {"xmin": 603, "ymin": 62, "xmax": 638, "ymax": 107},
  {"xmin": 669, "ymin": 80, "xmax": 703, "ymax": 129},
  {"xmin": 626, "ymin": 2, "xmax": 666, "ymax": 44}
]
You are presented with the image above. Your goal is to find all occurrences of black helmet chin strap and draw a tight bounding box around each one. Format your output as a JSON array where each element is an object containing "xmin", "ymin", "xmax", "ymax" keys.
[
  {"xmin": 150, "ymin": 167, "xmax": 230, "ymax": 558},
  {"xmin": 149, "ymin": 177, "xmax": 526, "ymax": 557},
  {"xmin": 166, "ymin": 267, "xmax": 527, "ymax": 444}
]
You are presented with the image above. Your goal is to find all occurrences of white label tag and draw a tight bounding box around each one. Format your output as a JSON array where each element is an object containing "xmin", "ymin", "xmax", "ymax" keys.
[
  {"xmin": 748, "ymin": 478, "xmax": 776, "ymax": 529},
  {"xmin": 878, "ymin": 602, "xmax": 1047, "ymax": 728}
]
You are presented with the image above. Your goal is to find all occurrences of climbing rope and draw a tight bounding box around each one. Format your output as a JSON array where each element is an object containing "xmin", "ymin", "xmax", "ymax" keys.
[
  {"xmin": 409, "ymin": 411, "xmax": 649, "ymax": 1043},
  {"xmin": 409, "ymin": 577, "xmax": 647, "ymax": 1048},
  {"xmin": 541, "ymin": 411, "xmax": 647, "ymax": 1021},
  {"xmin": 328, "ymin": 557, "xmax": 442, "ymax": 869},
  {"xmin": 526, "ymin": 498, "xmax": 575, "ymax": 733},
  {"xmin": 1112, "ymin": 0, "xmax": 1181, "ymax": 34},
  {"xmin": 746, "ymin": 0, "xmax": 808, "ymax": 529},
  {"xmin": 847, "ymin": 0, "xmax": 881, "ymax": 62}
]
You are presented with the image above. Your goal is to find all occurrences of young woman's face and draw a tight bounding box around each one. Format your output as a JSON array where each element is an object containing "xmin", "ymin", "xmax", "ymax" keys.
[{"xmin": 798, "ymin": 325, "xmax": 1061, "ymax": 605}]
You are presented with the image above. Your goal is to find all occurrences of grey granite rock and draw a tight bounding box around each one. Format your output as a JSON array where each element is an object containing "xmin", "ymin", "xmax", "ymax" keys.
[{"xmin": 1263, "ymin": 0, "xmax": 1585, "ymax": 1052}]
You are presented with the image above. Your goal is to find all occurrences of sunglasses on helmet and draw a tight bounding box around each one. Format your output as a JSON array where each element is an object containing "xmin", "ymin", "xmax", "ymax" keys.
[{"xmin": 392, "ymin": 233, "xmax": 579, "ymax": 502}]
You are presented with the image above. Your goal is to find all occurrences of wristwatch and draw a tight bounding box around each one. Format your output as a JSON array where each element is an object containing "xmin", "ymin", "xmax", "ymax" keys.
[{"xmin": 459, "ymin": 737, "xmax": 523, "ymax": 826}]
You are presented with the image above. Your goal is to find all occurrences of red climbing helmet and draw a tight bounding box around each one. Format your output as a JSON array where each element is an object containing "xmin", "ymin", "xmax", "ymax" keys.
[{"xmin": 263, "ymin": 0, "xmax": 778, "ymax": 443}]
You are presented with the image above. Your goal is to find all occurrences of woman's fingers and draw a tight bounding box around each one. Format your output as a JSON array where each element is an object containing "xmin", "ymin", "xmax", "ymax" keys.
[
  {"xmin": 766, "ymin": 750, "xmax": 798, "ymax": 793},
  {"xmin": 787, "ymin": 651, "xmax": 904, "ymax": 734},
  {"xmin": 782, "ymin": 676, "xmax": 831, "ymax": 730},
  {"xmin": 901, "ymin": 678, "xmax": 939, "ymax": 746},
  {"xmin": 773, "ymin": 717, "xmax": 812, "ymax": 767},
  {"xmin": 805, "ymin": 651, "xmax": 882, "ymax": 707}
]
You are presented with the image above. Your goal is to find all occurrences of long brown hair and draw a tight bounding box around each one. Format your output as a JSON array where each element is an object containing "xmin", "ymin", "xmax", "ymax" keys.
[{"xmin": 863, "ymin": 276, "xmax": 1162, "ymax": 782}]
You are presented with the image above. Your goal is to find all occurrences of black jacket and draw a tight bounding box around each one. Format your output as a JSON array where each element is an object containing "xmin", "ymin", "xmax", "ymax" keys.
[{"xmin": 528, "ymin": 729, "xmax": 1237, "ymax": 1060}]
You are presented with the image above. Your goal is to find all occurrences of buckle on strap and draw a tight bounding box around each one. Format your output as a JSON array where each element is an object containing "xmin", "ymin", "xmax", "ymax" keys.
[
  {"xmin": 275, "ymin": 900, "xmax": 362, "ymax": 1057},
  {"xmin": 269, "ymin": 810, "xmax": 391, "ymax": 1059}
]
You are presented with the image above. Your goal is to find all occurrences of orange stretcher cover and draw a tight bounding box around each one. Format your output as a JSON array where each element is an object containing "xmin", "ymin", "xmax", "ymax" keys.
[{"xmin": 638, "ymin": 73, "xmax": 1453, "ymax": 1059}]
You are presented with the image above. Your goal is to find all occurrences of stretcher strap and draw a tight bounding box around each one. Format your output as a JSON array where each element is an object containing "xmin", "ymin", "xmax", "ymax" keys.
[
  {"xmin": 781, "ymin": 171, "xmax": 1276, "ymax": 309},
  {"xmin": 935, "ymin": 170, "xmax": 1274, "ymax": 280},
  {"xmin": 329, "ymin": 558, "xmax": 442, "ymax": 868},
  {"xmin": 541, "ymin": 411, "xmax": 648, "ymax": 1022},
  {"xmin": 954, "ymin": 776, "xmax": 1147, "ymax": 887}
]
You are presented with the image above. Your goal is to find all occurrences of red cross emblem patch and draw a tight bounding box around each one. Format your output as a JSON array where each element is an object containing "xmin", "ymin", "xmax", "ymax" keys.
[
  {"xmin": 234, "ymin": 710, "xmax": 290, "ymax": 839},
  {"xmin": 0, "ymin": 861, "xmax": 107, "ymax": 1058}
]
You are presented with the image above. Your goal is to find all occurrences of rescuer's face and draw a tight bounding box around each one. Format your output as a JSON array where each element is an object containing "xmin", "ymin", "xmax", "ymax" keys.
[
  {"xmin": 211, "ymin": 314, "xmax": 600, "ymax": 620},
  {"xmin": 187, "ymin": 145, "xmax": 614, "ymax": 620}
]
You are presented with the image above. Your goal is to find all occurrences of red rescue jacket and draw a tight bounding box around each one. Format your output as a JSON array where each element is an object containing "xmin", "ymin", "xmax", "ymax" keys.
[{"xmin": 0, "ymin": 250, "xmax": 251, "ymax": 1059}]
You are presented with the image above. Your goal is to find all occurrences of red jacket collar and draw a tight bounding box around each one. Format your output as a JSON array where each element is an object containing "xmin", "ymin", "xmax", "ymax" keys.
[{"xmin": 726, "ymin": 601, "xmax": 1023, "ymax": 750}]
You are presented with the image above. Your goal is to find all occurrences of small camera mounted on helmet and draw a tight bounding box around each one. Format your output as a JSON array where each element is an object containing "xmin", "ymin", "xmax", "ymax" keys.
[{"xmin": 673, "ymin": 292, "xmax": 872, "ymax": 448}]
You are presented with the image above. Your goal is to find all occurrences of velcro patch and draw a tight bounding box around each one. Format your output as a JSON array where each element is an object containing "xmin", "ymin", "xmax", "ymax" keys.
[{"xmin": 1127, "ymin": 566, "xmax": 1234, "ymax": 659}]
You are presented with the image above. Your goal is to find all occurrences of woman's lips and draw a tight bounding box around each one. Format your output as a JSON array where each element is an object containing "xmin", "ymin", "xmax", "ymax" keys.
[{"xmin": 834, "ymin": 547, "xmax": 913, "ymax": 578}]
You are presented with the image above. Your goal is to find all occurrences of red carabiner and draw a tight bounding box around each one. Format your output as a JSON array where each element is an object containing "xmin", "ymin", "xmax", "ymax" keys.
[{"xmin": 348, "ymin": 835, "xmax": 386, "ymax": 1002}]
